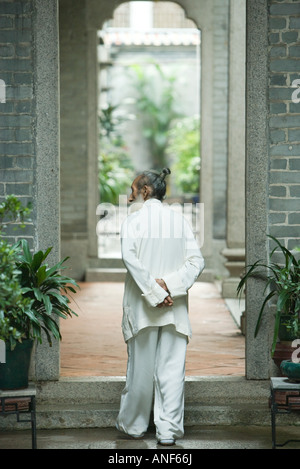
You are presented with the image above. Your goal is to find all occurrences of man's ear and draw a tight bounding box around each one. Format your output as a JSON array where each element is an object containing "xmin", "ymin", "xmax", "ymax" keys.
[{"xmin": 143, "ymin": 185, "xmax": 151, "ymax": 200}]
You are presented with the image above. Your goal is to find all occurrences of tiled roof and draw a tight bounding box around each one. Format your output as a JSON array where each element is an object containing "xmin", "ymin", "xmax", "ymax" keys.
[{"xmin": 100, "ymin": 28, "xmax": 200, "ymax": 47}]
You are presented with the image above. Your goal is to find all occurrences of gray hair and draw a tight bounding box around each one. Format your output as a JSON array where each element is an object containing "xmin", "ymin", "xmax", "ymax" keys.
[{"xmin": 137, "ymin": 168, "xmax": 171, "ymax": 201}]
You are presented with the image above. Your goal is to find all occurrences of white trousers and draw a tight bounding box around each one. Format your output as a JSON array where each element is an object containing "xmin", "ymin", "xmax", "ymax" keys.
[{"xmin": 116, "ymin": 324, "xmax": 187, "ymax": 440}]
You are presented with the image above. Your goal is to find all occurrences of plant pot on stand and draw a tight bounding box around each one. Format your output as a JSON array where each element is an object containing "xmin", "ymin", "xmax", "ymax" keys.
[
  {"xmin": 0, "ymin": 339, "xmax": 33, "ymax": 390},
  {"xmin": 273, "ymin": 313, "xmax": 299, "ymax": 371}
]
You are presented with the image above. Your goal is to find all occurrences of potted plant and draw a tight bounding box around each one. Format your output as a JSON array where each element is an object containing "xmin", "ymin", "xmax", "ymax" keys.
[
  {"xmin": 0, "ymin": 196, "xmax": 79, "ymax": 389},
  {"xmin": 237, "ymin": 235, "xmax": 300, "ymax": 363}
]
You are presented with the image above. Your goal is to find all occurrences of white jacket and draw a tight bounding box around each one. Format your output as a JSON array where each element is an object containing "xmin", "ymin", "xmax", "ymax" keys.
[{"xmin": 121, "ymin": 198, "xmax": 205, "ymax": 342}]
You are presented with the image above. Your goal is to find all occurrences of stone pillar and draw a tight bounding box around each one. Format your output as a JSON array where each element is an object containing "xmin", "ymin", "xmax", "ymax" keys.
[
  {"xmin": 245, "ymin": 0, "xmax": 270, "ymax": 379},
  {"xmin": 221, "ymin": 0, "xmax": 246, "ymax": 299},
  {"xmin": 34, "ymin": 0, "xmax": 60, "ymax": 380}
]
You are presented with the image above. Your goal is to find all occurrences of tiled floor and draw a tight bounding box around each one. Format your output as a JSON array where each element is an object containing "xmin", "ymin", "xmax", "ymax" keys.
[{"xmin": 60, "ymin": 281, "xmax": 245, "ymax": 377}]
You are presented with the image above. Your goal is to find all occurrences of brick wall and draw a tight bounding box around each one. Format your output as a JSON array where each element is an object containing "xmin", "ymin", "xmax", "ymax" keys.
[
  {"xmin": 0, "ymin": 0, "xmax": 35, "ymax": 246},
  {"xmin": 268, "ymin": 0, "xmax": 300, "ymax": 250}
]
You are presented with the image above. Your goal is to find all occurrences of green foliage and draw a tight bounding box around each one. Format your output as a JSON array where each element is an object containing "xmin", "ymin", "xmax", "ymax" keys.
[
  {"xmin": 0, "ymin": 194, "xmax": 31, "ymax": 232},
  {"xmin": 167, "ymin": 116, "xmax": 201, "ymax": 195},
  {"xmin": 0, "ymin": 196, "xmax": 79, "ymax": 350},
  {"xmin": 128, "ymin": 62, "xmax": 182, "ymax": 168},
  {"xmin": 99, "ymin": 139, "xmax": 134, "ymax": 205},
  {"xmin": 98, "ymin": 106, "xmax": 134, "ymax": 204},
  {"xmin": 237, "ymin": 235, "xmax": 300, "ymax": 356},
  {"xmin": 0, "ymin": 239, "xmax": 32, "ymax": 349},
  {"xmin": 14, "ymin": 239, "xmax": 79, "ymax": 347}
]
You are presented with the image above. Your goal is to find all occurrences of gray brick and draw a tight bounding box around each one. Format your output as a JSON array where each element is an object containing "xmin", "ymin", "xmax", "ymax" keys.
[
  {"xmin": 6, "ymin": 84, "xmax": 33, "ymax": 100},
  {"xmin": 269, "ymin": 32, "xmax": 280, "ymax": 44},
  {"xmin": 15, "ymin": 101, "xmax": 32, "ymax": 113},
  {"xmin": 288, "ymin": 129, "xmax": 300, "ymax": 141},
  {"xmin": 270, "ymin": 143, "xmax": 300, "ymax": 156},
  {"xmin": 0, "ymin": 115, "xmax": 32, "ymax": 126},
  {"xmin": 290, "ymin": 17, "xmax": 300, "ymax": 30},
  {"xmin": 0, "ymin": 45, "xmax": 14, "ymax": 57},
  {"xmin": 0, "ymin": 2, "xmax": 32, "ymax": 14},
  {"xmin": 0, "ymin": 169, "xmax": 33, "ymax": 183},
  {"xmin": 270, "ymin": 171, "xmax": 300, "ymax": 184},
  {"xmin": 14, "ymin": 73, "xmax": 33, "ymax": 85},
  {"xmin": 0, "ymin": 58, "xmax": 32, "ymax": 72},
  {"xmin": 269, "ymin": 212, "xmax": 287, "ymax": 225},
  {"xmin": 270, "ymin": 129, "xmax": 286, "ymax": 143},
  {"xmin": 0, "ymin": 101, "xmax": 14, "ymax": 113},
  {"xmin": 15, "ymin": 128, "xmax": 32, "ymax": 141},
  {"xmin": 290, "ymin": 158, "xmax": 300, "ymax": 170},
  {"xmin": 289, "ymin": 45, "xmax": 300, "ymax": 58},
  {"xmin": 13, "ymin": 156, "xmax": 33, "ymax": 169},
  {"xmin": 270, "ymin": 4, "xmax": 300, "ymax": 15},
  {"xmin": 269, "ymin": 17, "xmax": 286, "ymax": 30},
  {"xmin": 290, "ymin": 103, "xmax": 300, "ymax": 113},
  {"xmin": 0, "ymin": 128, "xmax": 14, "ymax": 140},
  {"xmin": 4, "ymin": 222, "xmax": 35, "ymax": 237},
  {"xmin": 270, "ymin": 197, "xmax": 300, "ymax": 211},
  {"xmin": 0, "ymin": 156, "xmax": 14, "ymax": 169},
  {"xmin": 288, "ymin": 239, "xmax": 300, "ymax": 251},
  {"xmin": 270, "ymin": 75, "xmax": 287, "ymax": 87},
  {"xmin": 270, "ymin": 225, "xmax": 300, "ymax": 238},
  {"xmin": 15, "ymin": 44, "xmax": 31, "ymax": 58},
  {"xmin": 5, "ymin": 183, "xmax": 32, "ymax": 196},
  {"xmin": 269, "ymin": 87, "xmax": 294, "ymax": 100},
  {"xmin": 290, "ymin": 185, "xmax": 300, "ymax": 197},
  {"xmin": 289, "ymin": 212, "xmax": 300, "ymax": 225},
  {"xmin": 270, "ymin": 102, "xmax": 287, "ymax": 113},
  {"xmin": 15, "ymin": 17, "xmax": 32, "ymax": 30},
  {"xmin": 270, "ymin": 59, "xmax": 300, "ymax": 72},
  {"xmin": 0, "ymin": 16, "xmax": 14, "ymax": 29},
  {"xmin": 0, "ymin": 142, "xmax": 33, "ymax": 156},
  {"xmin": 0, "ymin": 30, "xmax": 32, "ymax": 43},
  {"xmin": 282, "ymin": 31, "xmax": 299, "ymax": 44},
  {"xmin": 270, "ymin": 158, "xmax": 288, "ymax": 170},
  {"xmin": 270, "ymin": 115, "xmax": 300, "ymax": 128},
  {"xmin": 269, "ymin": 185, "xmax": 287, "ymax": 197},
  {"xmin": 270, "ymin": 46, "xmax": 287, "ymax": 57}
]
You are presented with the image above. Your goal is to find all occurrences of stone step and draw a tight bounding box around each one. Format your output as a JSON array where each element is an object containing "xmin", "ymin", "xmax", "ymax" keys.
[
  {"xmin": 3, "ymin": 376, "xmax": 296, "ymax": 431},
  {"xmin": 35, "ymin": 376, "xmax": 269, "ymax": 405}
]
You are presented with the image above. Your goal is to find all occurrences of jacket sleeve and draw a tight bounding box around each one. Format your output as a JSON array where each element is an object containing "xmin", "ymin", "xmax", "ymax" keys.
[
  {"xmin": 162, "ymin": 220, "xmax": 205, "ymax": 298},
  {"xmin": 121, "ymin": 217, "xmax": 168, "ymax": 307}
]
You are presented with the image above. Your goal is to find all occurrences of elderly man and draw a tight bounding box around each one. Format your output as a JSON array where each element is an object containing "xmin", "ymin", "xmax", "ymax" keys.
[{"xmin": 116, "ymin": 168, "xmax": 205, "ymax": 446}]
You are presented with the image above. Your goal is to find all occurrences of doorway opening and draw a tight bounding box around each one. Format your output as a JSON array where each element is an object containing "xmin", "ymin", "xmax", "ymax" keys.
[{"xmin": 60, "ymin": 0, "xmax": 246, "ymax": 378}]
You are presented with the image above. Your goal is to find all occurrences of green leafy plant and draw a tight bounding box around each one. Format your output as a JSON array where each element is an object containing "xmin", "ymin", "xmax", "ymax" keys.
[
  {"xmin": 167, "ymin": 116, "xmax": 201, "ymax": 195},
  {"xmin": 98, "ymin": 106, "xmax": 134, "ymax": 204},
  {"xmin": 0, "ymin": 239, "xmax": 32, "ymax": 348},
  {"xmin": 0, "ymin": 196, "xmax": 79, "ymax": 350},
  {"xmin": 14, "ymin": 239, "xmax": 79, "ymax": 347},
  {"xmin": 237, "ymin": 235, "xmax": 300, "ymax": 356},
  {"xmin": 128, "ymin": 62, "xmax": 182, "ymax": 168}
]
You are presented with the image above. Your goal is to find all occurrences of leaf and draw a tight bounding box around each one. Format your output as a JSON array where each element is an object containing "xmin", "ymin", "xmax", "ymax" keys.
[{"xmin": 20, "ymin": 239, "xmax": 32, "ymax": 263}]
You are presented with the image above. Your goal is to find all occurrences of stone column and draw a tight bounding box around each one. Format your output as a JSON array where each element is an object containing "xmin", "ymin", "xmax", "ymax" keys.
[
  {"xmin": 34, "ymin": 0, "xmax": 60, "ymax": 380},
  {"xmin": 245, "ymin": 0, "xmax": 270, "ymax": 379},
  {"xmin": 221, "ymin": 0, "xmax": 246, "ymax": 299}
]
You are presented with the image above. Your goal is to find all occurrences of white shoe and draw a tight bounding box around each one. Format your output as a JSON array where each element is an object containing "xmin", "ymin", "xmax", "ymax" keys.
[{"xmin": 158, "ymin": 438, "xmax": 175, "ymax": 446}]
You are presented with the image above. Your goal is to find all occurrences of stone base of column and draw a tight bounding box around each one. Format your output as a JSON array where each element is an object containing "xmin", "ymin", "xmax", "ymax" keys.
[{"xmin": 221, "ymin": 247, "xmax": 245, "ymax": 298}]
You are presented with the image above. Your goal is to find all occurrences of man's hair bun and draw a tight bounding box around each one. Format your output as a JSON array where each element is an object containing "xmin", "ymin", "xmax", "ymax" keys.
[{"xmin": 160, "ymin": 168, "xmax": 171, "ymax": 180}]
